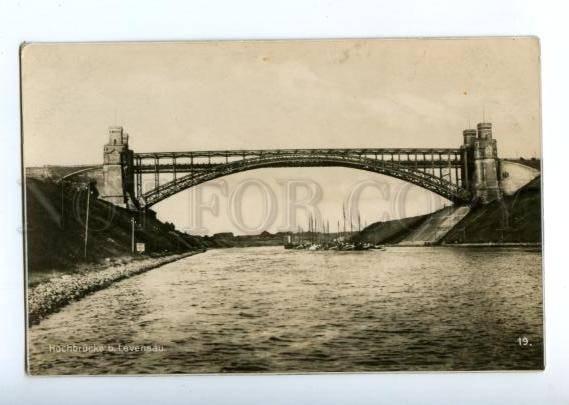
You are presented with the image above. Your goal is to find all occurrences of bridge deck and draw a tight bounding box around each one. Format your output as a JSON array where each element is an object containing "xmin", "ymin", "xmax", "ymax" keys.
[
  {"xmin": 133, "ymin": 160, "xmax": 463, "ymax": 173},
  {"xmin": 134, "ymin": 147, "xmax": 463, "ymax": 159},
  {"xmin": 133, "ymin": 148, "xmax": 464, "ymax": 173}
]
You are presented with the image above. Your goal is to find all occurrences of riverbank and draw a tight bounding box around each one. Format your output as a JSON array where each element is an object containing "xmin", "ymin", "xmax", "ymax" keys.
[
  {"xmin": 24, "ymin": 177, "xmax": 208, "ymax": 274},
  {"xmin": 354, "ymin": 177, "xmax": 542, "ymax": 246},
  {"xmin": 442, "ymin": 177, "xmax": 541, "ymax": 244},
  {"xmin": 440, "ymin": 242, "xmax": 541, "ymax": 248},
  {"xmin": 27, "ymin": 250, "xmax": 203, "ymax": 325},
  {"xmin": 393, "ymin": 242, "xmax": 541, "ymax": 249}
]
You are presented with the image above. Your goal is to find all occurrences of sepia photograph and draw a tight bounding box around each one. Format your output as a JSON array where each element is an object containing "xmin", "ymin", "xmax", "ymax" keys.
[{"xmin": 21, "ymin": 37, "xmax": 543, "ymax": 375}]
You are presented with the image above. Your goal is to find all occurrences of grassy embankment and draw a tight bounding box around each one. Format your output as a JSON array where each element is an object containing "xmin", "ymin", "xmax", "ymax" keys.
[
  {"xmin": 352, "ymin": 213, "xmax": 433, "ymax": 244},
  {"xmin": 353, "ymin": 176, "xmax": 541, "ymax": 245},
  {"xmin": 442, "ymin": 177, "xmax": 541, "ymax": 244},
  {"xmin": 24, "ymin": 177, "xmax": 208, "ymax": 285},
  {"xmin": 24, "ymin": 176, "xmax": 290, "ymax": 284}
]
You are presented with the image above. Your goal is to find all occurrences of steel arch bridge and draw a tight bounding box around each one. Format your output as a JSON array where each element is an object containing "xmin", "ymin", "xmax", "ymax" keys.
[{"xmin": 131, "ymin": 148, "xmax": 471, "ymax": 208}]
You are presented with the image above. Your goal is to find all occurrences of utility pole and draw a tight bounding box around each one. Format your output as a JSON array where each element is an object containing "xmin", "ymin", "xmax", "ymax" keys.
[
  {"xmin": 131, "ymin": 217, "xmax": 136, "ymax": 253},
  {"xmin": 60, "ymin": 180, "xmax": 65, "ymax": 229},
  {"xmin": 83, "ymin": 183, "xmax": 90, "ymax": 259}
]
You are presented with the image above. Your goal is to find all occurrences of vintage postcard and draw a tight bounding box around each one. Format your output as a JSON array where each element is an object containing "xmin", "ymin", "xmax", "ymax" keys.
[{"xmin": 22, "ymin": 38, "xmax": 543, "ymax": 374}]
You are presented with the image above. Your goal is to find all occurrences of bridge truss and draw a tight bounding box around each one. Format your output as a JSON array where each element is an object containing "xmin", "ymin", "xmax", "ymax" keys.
[{"xmin": 131, "ymin": 148, "xmax": 470, "ymax": 209}]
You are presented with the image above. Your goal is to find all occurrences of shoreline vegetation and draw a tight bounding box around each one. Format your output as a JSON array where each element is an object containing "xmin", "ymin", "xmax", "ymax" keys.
[{"xmin": 28, "ymin": 250, "xmax": 203, "ymax": 325}]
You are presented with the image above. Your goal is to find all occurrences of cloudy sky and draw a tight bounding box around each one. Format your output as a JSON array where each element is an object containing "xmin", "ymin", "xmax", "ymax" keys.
[{"xmin": 21, "ymin": 38, "xmax": 541, "ymax": 234}]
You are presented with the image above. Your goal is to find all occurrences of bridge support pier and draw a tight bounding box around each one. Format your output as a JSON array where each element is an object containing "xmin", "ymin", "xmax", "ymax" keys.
[
  {"xmin": 461, "ymin": 123, "xmax": 502, "ymax": 204},
  {"xmin": 101, "ymin": 126, "xmax": 137, "ymax": 209}
]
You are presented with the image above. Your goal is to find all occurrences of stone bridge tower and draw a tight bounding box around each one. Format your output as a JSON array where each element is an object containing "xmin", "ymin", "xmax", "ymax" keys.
[
  {"xmin": 101, "ymin": 126, "xmax": 136, "ymax": 208},
  {"xmin": 461, "ymin": 122, "xmax": 502, "ymax": 204}
]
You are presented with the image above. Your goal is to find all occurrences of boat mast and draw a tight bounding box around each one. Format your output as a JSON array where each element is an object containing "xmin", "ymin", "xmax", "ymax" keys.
[{"xmin": 342, "ymin": 202, "xmax": 346, "ymax": 240}]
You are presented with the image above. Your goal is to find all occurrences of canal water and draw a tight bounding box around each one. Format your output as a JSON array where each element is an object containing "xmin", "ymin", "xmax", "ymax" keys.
[{"xmin": 28, "ymin": 246, "xmax": 543, "ymax": 374}]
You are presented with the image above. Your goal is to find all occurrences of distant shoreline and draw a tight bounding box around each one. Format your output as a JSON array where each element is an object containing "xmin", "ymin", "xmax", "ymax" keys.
[
  {"xmin": 441, "ymin": 242, "xmax": 541, "ymax": 248},
  {"xmin": 395, "ymin": 242, "xmax": 541, "ymax": 248}
]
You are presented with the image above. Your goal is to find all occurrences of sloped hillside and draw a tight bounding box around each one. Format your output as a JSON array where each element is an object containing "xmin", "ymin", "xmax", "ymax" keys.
[
  {"xmin": 443, "ymin": 177, "xmax": 541, "ymax": 244},
  {"xmin": 352, "ymin": 213, "xmax": 432, "ymax": 244},
  {"xmin": 24, "ymin": 178, "xmax": 207, "ymax": 275}
]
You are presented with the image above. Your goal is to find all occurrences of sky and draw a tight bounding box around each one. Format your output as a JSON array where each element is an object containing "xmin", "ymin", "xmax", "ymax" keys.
[{"xmin": 21, "ymin": 38, "xmax": 541, "ymax": 234}]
